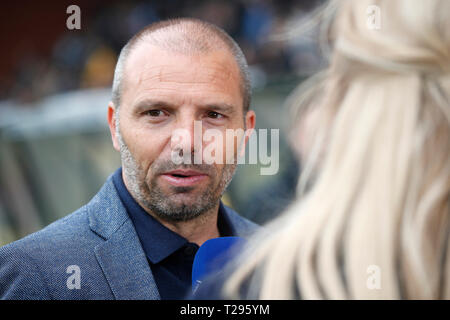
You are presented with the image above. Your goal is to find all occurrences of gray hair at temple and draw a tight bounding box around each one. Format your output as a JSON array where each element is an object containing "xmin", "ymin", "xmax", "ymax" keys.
[{"xmin": 111, "ymin": 18, "xmax": 252, "ymax": 114}]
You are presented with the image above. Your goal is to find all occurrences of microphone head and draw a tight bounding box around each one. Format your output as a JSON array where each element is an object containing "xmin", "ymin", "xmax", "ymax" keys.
[{"xmin": 192, "ymin": 236, "xmax": 246, "ymax": 292}]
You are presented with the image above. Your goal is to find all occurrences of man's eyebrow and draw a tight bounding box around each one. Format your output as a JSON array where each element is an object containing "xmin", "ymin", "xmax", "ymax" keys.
[
  {"xmin": 132, "ymin": 99, "xmax": 175, "ymax": 112},
  {"xmin": 203, "ymin": 103, "xmax": 236, "ymax": 114},
  {"xmin": 133, "ymin": 100, "xmax": 238, "ymax": 114}
]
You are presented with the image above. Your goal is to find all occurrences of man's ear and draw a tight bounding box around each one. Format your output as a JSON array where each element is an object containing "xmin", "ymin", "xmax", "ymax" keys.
[
  {"xmin": 242, "ymin": 110, "xmax": 256, "ymax": 150},
  {"xmin": 107, "ymin": 102, "xmax": 120, "ymax": 151}
]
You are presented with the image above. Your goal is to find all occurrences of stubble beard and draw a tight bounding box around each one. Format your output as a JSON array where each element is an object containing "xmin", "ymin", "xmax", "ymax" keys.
[{"xmin": 116, "ymin": 121, "xmax": 236, "ymax": 222}]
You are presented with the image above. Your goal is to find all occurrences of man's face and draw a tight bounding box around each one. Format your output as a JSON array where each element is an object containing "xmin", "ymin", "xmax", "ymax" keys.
[{"xmin": 108, "ymin": 43, "xmax": 255, "ymax": 222}]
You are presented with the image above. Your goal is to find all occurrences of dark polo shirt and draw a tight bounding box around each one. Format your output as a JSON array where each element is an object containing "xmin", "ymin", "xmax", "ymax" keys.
[{"xmin": 112, "ymin": 167, "xmax": 234, "ymax": 299}]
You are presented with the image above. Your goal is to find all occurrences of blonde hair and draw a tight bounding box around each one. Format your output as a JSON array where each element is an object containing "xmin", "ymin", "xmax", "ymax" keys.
[{"xmin": 225, "ymin": 0, "xmax": 450, "ymax": 299}]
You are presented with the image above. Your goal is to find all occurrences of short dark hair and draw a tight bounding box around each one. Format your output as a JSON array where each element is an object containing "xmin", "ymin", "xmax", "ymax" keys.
[{"xmin": 111, "ymin": 18, "xmax": 251, "ymax": 113}]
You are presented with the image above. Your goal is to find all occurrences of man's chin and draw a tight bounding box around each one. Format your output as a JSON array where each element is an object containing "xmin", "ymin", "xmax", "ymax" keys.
[
  {"xmin": 149, "ymin": 199, "xmax": 214, "ymax": 222},
  {"xmin": 141, "ymin": 178, "xmax": 221, "ymax": 221},
  {"xmin": 165, "ymin": 192, "xmax": 209, "ymax": 207},
  {"xmin": 166, "ymin": 193, "xmax": 194, "ymax": 202},
  {"xmin": 158, "ymin": 182, "xmax": 211, "ymax": 201},
  {"xmin": 145, "ymin": 188, "xmax": 219, "ymax": 220}
]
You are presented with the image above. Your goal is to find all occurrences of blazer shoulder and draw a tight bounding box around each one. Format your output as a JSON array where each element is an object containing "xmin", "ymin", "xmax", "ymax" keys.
[
  {"xmin": 0, "ymin": 205, "xmax": 103, "ymax": 300},
  {"xmin": 0, "ymin": 205, "xmax": 95, "ymax": 273},
  {"xmin": 3, "ymin": 205, "xmax": 92, "ymax": 253},
  {"xmin": 0, "ymin": 239, "xmax": 52, "ymax": 299}
]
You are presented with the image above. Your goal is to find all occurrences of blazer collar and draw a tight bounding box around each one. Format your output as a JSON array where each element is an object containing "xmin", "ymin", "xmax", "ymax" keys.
[
  {"xmin": 86, "ymin": 173, "xmax": 258, "ymax": 299},
  {"xmin": 87, "ymin": 175, "xmax": 160, "ymax": 299}
]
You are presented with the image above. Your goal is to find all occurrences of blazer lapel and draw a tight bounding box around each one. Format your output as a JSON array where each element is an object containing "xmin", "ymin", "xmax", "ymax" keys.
[
  {"xmin": 88, "ymin": 176, "xmax": 160, "ymax": 300},
  {"xmin": 94, "ymin": 220, "xmax": 160, "ymax": 300}
]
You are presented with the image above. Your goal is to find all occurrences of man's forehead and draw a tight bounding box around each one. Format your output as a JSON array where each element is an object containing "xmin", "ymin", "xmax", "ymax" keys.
[{"xmin": 124, "ymin": 43, "xmax": 241, "ymax": 90}]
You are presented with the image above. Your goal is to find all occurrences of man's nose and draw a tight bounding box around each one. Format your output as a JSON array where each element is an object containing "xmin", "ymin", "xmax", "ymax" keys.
[{"xmin": 170, "ymin": 115, "xmax": 202, "ymax": 158}]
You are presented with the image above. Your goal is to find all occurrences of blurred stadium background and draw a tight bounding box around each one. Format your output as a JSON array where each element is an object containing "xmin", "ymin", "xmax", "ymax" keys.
[{"xmin": 0, "ymin": 0, "xmax": 325, "ymax": 246}]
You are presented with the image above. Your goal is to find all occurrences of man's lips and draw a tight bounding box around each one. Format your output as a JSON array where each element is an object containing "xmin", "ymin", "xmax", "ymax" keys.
[{"xmin": 160, "ymin": 169, "xmax": 208, "ymax": 187}]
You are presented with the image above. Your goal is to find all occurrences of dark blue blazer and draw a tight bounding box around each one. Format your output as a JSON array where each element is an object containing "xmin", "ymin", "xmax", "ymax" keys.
[{"xmin": 0, "ymin": 174, "xmax": 258, "ymax": 300}]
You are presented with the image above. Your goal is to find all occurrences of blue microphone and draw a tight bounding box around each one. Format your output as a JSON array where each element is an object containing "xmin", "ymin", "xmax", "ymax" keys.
[{"xmin": 192, "ymin": 237, "xmax": 246, "ymax": 293}]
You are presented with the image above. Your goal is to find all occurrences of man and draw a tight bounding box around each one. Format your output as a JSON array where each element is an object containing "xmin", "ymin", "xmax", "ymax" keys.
[{"xmin": 0, "ymin": 18, "xmax": 258, "ymax": 300}]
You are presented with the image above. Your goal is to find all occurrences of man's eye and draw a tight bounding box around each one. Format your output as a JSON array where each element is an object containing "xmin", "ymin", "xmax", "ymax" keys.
[
  {"xmin": 207, "ymin": 111, "xmax": 223, "ymax": 119},
  {"xmin": 145, "ymin": 110, "xmax": 164, "ymax": 117}
]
